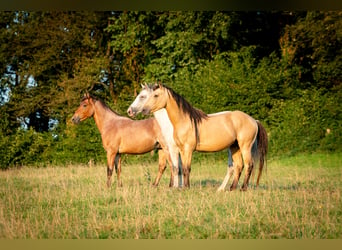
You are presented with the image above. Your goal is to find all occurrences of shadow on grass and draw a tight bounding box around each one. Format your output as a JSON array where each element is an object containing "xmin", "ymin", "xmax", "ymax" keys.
[
  {"xmin": 191, "ymin": 178, "xmax": 303, "ymax": 192},
  {"xmin": 192, "ymin": 179, "xmax": 223, "ymax": 188}
]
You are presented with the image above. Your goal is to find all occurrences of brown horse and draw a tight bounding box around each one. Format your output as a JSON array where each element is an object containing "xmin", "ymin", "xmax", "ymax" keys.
[
  {"xmin": 71, "ymin": 93, "xmax": 173, "ymax": 188},
  {"xmin": 140, "ymin": 84, "xmax": 268, "ymax": 191}
]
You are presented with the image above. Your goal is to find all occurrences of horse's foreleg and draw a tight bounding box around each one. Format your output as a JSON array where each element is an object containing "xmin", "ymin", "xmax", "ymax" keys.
[
  {"xmin": 179, "ymin": 148, "xmax": 193, "ymax": 188},
  {"xmin": 106, "ymin": 152, "xmax": 116, "ymax": 188},
  {"xmin": 114, "ymin": 153, "xmax": 122, "ymax": 187},
  {"xmin": 152, "ymin": 150, "xmax": 168, "ymax": 187},
  {"xmin": 169, "ymin": 147, "xmax": 181, "ymax": 188},
  {"xmin": 177, "ymin": 153, "xmax": 183, "ymax": 187}
]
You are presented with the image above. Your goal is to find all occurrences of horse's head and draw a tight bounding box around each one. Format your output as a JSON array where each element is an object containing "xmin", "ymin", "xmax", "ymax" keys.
[
  {"xmin": 71, "ymin": 93, "xmax": 96, "ymax": 124},
  {"xmin": 141, "ymin": 83, "xmax": 168, "ymax": 115},
  {"xmin": 127, "ymin": 83, "xmax": 154, "ymax": 117}
]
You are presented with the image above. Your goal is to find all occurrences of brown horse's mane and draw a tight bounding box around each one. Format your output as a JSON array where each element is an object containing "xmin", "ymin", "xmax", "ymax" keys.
[
  {"xmin": 153, "ymin": 84, "xmax": 208, "ymax": 143},
  {"xmin": 82, "ymin": 94, "xmax": 121, "ymax": 116}
]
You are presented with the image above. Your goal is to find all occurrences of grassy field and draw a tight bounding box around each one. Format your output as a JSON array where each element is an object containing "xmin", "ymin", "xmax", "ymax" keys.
[{"xmin": 0, "ymin": 152, "xmax": 341, "ymax": 239}]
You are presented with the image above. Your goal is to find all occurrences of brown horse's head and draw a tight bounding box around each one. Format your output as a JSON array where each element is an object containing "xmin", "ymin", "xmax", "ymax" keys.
[{"xmin": 71, "ymin": 93, "xmax": 96, "ymax": 124}]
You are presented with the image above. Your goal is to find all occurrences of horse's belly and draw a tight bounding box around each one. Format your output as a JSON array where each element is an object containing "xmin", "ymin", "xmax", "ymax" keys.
[
  {"xmin": 118, "ymin": 138, "xmax": 156, "ymax": 154},
  {"xmin": 196, "ymin": 136, "xmax": 232, "ymax": 152},
  {"xmin": 196, "ymin": 120, "xmax": 236, "ymax": 152}
]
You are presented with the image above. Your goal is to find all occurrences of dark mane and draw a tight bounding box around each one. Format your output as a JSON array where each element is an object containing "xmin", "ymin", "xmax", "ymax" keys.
[
  {"xmin": 155, "ymin": 84, "xmax": 208, "ymax": 143},
  {"xmin": 82, "ymin": 94, "xmax": 121, "ymax": 116},
  {"xmin": 164, "ymin": 85, "xmax": 207, "ymax": 122}
]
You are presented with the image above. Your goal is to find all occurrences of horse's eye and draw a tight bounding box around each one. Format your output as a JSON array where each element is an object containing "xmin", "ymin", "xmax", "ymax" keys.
[
  {"xmin": 154, "ymin": 94, "xmax": 159, "ymax": 98},
  {"xmin": 83, "ymin": 104, "xmax": 87, "ymax": 108},
  {"xmin": 140, "ymin": 95, "xmax": 145, "ymax": 99}
]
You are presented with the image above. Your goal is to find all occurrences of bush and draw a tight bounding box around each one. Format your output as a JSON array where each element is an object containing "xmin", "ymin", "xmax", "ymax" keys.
[{"xmin": 0, "ymin": 127, "xmax": 52, "ymax": 169}]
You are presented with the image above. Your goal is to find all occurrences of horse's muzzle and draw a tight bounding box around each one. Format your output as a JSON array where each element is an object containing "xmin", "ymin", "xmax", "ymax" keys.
[
  {"xmin": 142, "ymin": 108, "xmax": 151, "ymax": 116},
  {"xmin": 71, "ymin": 116, "xmax": 80, "ymax": 124},
  {"xmin": 127, "ymin": 107, "xmax": 136, "ymax": 117}
]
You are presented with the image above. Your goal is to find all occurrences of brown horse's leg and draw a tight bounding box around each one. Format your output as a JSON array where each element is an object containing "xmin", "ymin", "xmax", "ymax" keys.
[
  {"xmin": 152, "ymin": 150, "xmax": 168, "ymax": 187},
  {"xmin": 114, "ymin": 153, "xmax": 123, "ymax": 187},
  {"xmin": 106, "ymin": 151, "xmax": 116, "ymax": 188},
  {"xmin": 156, "ymin": 135, "xmax": 175, "ymax": 187},
  {"xmin": 230, "ymin": 148, "xmax": 243, "ymax": 191},
  {"xmin": 165, "ymin": 151, "xmax": 174, "ymax": 188},
  {"xmin": 240, "ymin": 147, "xmax": 254, "ymax": 191}
]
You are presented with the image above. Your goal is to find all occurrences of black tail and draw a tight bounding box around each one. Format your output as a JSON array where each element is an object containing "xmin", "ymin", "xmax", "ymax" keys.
[{"xmin": 252, "ymin": 121, "xmax": 268, "ymax": 187}]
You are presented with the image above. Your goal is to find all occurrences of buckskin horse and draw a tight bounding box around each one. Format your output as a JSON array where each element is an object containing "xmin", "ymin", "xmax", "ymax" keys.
[
  {"xmin": 128, "ymin": 84, "xmax": 236, "ymax": 188},
  {"xmin": 138, "ymin": 84, "xmax": 268, "ymax": 191}
]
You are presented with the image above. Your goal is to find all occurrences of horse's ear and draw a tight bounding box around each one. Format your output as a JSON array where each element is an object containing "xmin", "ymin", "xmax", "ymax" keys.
[
  {"xmin": 152, "ymin": 83, "xmax": 160, "ymax": 91},
  {"xmin": 141, "ymin": 83, "xmax": 148, "ymax": 89}
]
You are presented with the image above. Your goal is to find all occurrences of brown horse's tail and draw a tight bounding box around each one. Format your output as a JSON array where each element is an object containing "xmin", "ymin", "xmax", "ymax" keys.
[{"xmin": 252, "ymin": 120, "xmax": 268, "ymax": 187}]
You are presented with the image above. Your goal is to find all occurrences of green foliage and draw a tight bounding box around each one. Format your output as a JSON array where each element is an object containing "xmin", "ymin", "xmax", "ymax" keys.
[
  {"xmin": 269, "ymin": 89, "xmax": 342, "ymax": 155},
  {"xmin": 0, "ymin": 11, "xmax": 341, "ymax": 168},
  {"xmin": 50, "ymin": 120, "xmax": 106, "ymax": 166},
  {"xmin": 281, "ymin": 11, "xmax": 342, "ymax": 89},
  {"xmin": 0, "ymin": 127, "xmax": 51, "ymax": 168},
  {"xmin": 144, "ymin": 11, "xmax": 236, "ymax": 82}
]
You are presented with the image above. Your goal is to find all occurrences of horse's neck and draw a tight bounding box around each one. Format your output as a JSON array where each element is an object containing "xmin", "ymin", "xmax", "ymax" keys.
[
  {"xmin": 165, "ymin": 96, "xmax": 187, "ymax": 131},
  {"xmin": 153, "ymin": 108, "xmax": 174, "ymax": 136},
  {"xmin": 93, "ymin": 102, "xmax": 120, "ymax": 135}
]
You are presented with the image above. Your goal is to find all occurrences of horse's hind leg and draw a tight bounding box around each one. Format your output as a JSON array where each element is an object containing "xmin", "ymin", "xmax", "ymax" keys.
[
  {"xmin": 217, "ymin": 166, "xmax": 234, "ymax": 192},
  {"xmin": 217, "ymin": 148, "xmax": 234, "ymax": 192},
  {"xmin": 230, "ymin": 148, "xmax": 243, "ymax": 191},
  {"xmin": 240, "ymin": 147, "xmax": 254, "ymax": 191},
  {"xmin": 114, "ymin": 153, "xmax": 123, "ymax": 187},
  {"xmin": 256, "ymin": 157, "xmax": 265, "ymax": 187}
]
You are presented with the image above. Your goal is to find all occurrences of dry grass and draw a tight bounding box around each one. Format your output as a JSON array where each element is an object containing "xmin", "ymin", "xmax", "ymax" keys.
[{"xmin": 0, "ymin": 153, "xmax": 341, "ymax": 239}]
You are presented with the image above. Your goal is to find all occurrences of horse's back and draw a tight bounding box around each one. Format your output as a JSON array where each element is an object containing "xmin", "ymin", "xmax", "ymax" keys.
[
  {"xmin": 206, "ymin": 110, "xmax": 256, "ymax": 130},
  {"xmin": 196, "ymin": 110, "xmax": 257, "ymax": 151}
]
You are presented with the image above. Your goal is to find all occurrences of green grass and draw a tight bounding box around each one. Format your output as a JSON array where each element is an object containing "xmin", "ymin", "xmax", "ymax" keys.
[{"xmin": 0, "ymin": 152, "xmax": 341, "ymax": 239}]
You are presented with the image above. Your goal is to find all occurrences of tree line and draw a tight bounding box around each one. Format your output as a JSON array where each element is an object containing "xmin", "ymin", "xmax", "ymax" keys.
[{"xmin": 0, "ymin": 11, "xmax": 341, "ymax": 168}]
